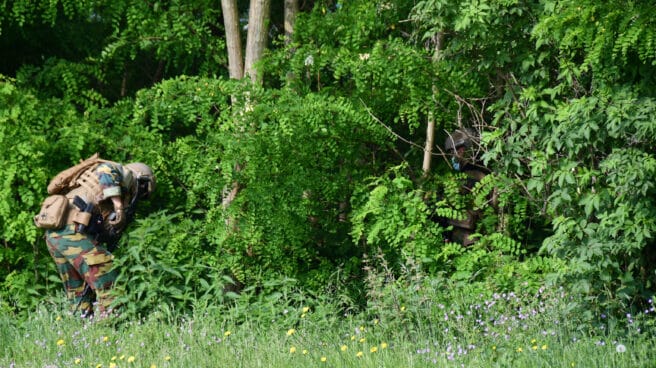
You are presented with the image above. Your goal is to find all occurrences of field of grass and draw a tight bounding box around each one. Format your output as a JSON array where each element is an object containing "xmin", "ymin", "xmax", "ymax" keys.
[{"xmin": 2, "ymin": 279, "xmax": 655, "ymax": 368}]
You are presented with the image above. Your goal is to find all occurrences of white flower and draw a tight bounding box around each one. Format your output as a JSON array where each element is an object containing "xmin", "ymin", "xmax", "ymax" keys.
[
  {"xmin": 616, "ymin": 344, "xmax": 626, "ymax": 353},
  {"xmin": 304, "ymin": 55, "xmax": 314, "ymax": 66}
]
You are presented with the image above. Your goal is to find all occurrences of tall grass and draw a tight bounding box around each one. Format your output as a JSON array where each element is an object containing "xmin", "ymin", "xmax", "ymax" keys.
[{"xmin": 2, "ymin": 257, "xmax": 655, "ymax": 368}]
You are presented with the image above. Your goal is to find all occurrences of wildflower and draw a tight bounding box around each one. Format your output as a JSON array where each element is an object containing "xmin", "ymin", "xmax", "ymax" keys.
[
  {"xmin": 302, "ymin": 307, "xmax": 310, "ymax": 313},
  {"xmin": 302, "ymin": 350, "xmax": 308, "ymax": 355},
  {"xmin": 373, "ymin": 319, "xmax": 379, "ymax": 325},
  {"xmin": 74, "ymin": 358, "xmax": 81, "ymax": 364},
  {"xmin": 111, "ymin": 356, "xmax": 117, "ymax": 361},
  {"xmin": 356, "ymin": 351, "xmax": 364, "ymax": 358},
  {"xmin": 150, "ymin": 365, "xmax": 157, "ymax": 368},
  {"xmin": 541, "ymin": 345, "xmax": 548, "ymax": 350},
  {"xmin": 119, "ymin": 355, "xmax": 125, "ymax": 360},
  {"xmin": 492, "ymin": 346, "xmax": 496, "ymax": 351},
  {"xmin": 103, "ymin": 336, "xmax": 109, "ymax": 343},
  {"xmin": 56, "ymin": 316, "xmax": 62, "ymax": 322},
  {"xmin": 531, "ymin": 339, "xmax": 537, "ymax": 344},
  {"xmin": 370, "ymin": 346, "xmax": 378, "ymax": 353},
  {"xmin": 532, "ymin": 345, "xmax": 538, "ymax": 350},
  {"xmin": 359, "ymin": 338, "xmax": 366, "ymax": 343},
  {"xmin": 56, "ymin": 339, "xmax": 65, "ymax": 346},
  {"xmin": 164, "ymin": 356, "xmax": 171, "ymax": 361},
  {"xmin": 301, "ymin": 313, "xmax": 306, "ymax": 318},
  {"xmin": 616, "ymin": 344, "xmax": 626, "ymax": 353},
  {"xmin": 400, "ymin": 306, "xmax": 406, "ymax": 312},
  {"xmin": 96, "ymin": 364, "xmax": 102, "ymax": 368},
  {"xmin": 516, "ymin": 347, "xmax": 523, "ymax": 352},
  {"xmin": 109, "ymin": 363, "xmax": 117, "ymax": 368},
  {"xmin": 341, "ymin": 345, "xmax": 348, "ymax": 352},
  {"xmin": 290, "ymin": 346, "xmax": 297, "ymax": 353},
  {"xmin": 380, "ymin": 342, "xmax": 388, "ymax": 349},
  {"xmin": 127, "ymin": 356, "xmax": 135, "ymax": 363},
  {"xmin": 287, "ymin": 328, "xmax": 296, "ymax": 336},
  {"xmin": 320, "ymin": 356, "xmax": 327, "ymax": 362},
  {"xmin": 224, "ymin": 330, "xmax": 231, "ymax": 337},
  {"xmin": 351, "ymin": 335, "xmax": 356, "ymax": 341}
]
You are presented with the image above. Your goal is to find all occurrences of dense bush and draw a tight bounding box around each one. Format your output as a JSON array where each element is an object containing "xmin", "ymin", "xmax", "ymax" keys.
[{"xmin": 1, "ymin": 0, "xmax": 655, "ymax": 323}]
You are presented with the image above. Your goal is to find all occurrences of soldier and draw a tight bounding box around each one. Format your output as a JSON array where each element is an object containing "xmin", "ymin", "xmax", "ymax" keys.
[
  {"xmin": 443, "ymin": 129, "xmax": 490, "ymax": 246},
  {"xmin": 34, "ymin": 154, "xmax": 155, "ymax": 318}
]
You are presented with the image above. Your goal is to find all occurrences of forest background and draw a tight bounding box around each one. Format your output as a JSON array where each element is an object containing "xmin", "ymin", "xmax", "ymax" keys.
[{"xmin": 1, "ymin": 0, "xmax": 655, "ymax": 334}]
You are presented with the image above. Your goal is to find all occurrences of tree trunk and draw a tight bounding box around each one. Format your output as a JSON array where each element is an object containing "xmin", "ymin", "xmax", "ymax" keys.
[
  {"xmin": 422, "ymin": 32, "xmax": 444, "ymax": 177},
  {"xmin": 221, "ymin": 0, "xmax": 244, "ymax": 79},
  {"xmin": 422, "ymin": 111, "xmax": 435, "ymax": 176},
  {"xmin": 284, "ymin": 0, "xmax": 298, "ymax": 44},
  {"xmin": 244, "ymin": 0, "xmax": 271, "ymax": 84}
]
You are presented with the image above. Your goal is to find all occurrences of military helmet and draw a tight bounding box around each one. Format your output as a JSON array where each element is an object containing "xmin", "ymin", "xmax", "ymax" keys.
[
  {"xmin": 444, "ymin": 129, "xmax": 476, "ymax": 153},
  {"xmin": 124, "ymin": 162, "xmax": 156, "ymax": 199}
]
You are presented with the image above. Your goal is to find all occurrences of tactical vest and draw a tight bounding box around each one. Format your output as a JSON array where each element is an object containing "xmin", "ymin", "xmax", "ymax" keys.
[{"xmin": 47, "ymin": 154, "xmax": 136, "ymax": 237}]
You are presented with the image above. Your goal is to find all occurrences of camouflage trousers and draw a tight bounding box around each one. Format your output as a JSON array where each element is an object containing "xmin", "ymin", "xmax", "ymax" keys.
[{"xmin": 45, "ymin": 224, "xmax": 117, "ymax": 316}]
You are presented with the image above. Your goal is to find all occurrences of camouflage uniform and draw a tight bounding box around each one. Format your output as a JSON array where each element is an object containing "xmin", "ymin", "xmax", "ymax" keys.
[
  {"xmin": 44, "ymin": 162, "xmax": 138, "ymax": 316},
  {"xmin": 444, "ymin": 129, "xmax": 490, "ymax": 246}
]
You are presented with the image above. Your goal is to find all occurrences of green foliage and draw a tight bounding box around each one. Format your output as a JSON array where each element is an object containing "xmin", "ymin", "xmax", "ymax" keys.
[
  {"xmin": 3, "ymin": 0, "xmax": 656, "ymax": 323},
  {"xmin": 485, "ymin": 0, "xmax": 656, "ymax": 312},
  {"xmin": 351, "ymin": 165, "xmax": 448, "ymax": 269}
]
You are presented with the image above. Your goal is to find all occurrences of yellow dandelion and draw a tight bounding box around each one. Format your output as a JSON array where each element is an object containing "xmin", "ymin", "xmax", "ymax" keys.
[
  {"xmin": 356, "ymin": 351, "xmax": 364, "ymax": 358},
  {"xmin": 531, "ymin": 338, "xmax": 537, "ymax": 344},
  {"xmin": 340, "ymin": 345, "xmax": 348, "ymax": 352},
  {"xmin": 380, "ymin": 342, "xmax": 388, "ymax": 349},
  {"xmin": 400, "ymin": 306, "xmax": 406, "ymax": 312},
  {"xmin": 103, "ymin": 336, "xmax": 109, "ymax": 343},
  {"xmin": 74, "ymin": 358, "xmax": 81, "ymax": 364},
  {"xmin": 164, "ymin": 356, "xmax": 171, "ymax": 361},
  {"xmin": 302, "ymin": 306, "xmax": 310, "ymax": 313},
  {"xmin": 532, "ymin": 345, "xmax": 538, "ymax": 350},
  {"xmin": 359, "ymin": 338, "xmax": 366, "ymax": 343},
  {"xmin": 127, "ymin": 356, "xmax": 135, "ymax": 363},
  {"xmin": 224, "ymin": 330, "xmax": 231, "ymax": 337},
  {"xmin": 96, "ymin": 364, "xmax": 102, "ymax": 368},
  {"xmin": 492, "ymin": 345, "xmax": 496, "ymax": 351},
  {"xmin": 111, "ymin": 356, "xmax": 117, "ymax": 361},
  {"xmin": 119, "ymin": 355, "xmax": 125, "ymax": 360},
  {"xmin": 373, "ymin": 318, "xmax": 379, "ymax": 325},
  {"xmin": 542, "ymin": 345, "xmax": 548, "ymax": 350},
  {"xmin": 516, "ymin": 347, "xmax": 523, "ymax": 353},
  {"xmin": 56, "ymin": 339, "xmax": 65, "ymax": 346},
  {"xmin": 290, "ymin": 346, "xmax": 297, "ymax": 353},
  {"xmin": 350, "ymin": 335, "xmax": 356, "ymax": 341},
  {"xmin": 301, "ymin": 313, "xmax": 306, "ymax": 318},
  {"xmin": 370, "ymin": 346, "xmax": 378, "ymax": 353},
  {"xmin": 109, "ymin": 363, "xmax": 117, "ymax": 368},
  {"xmin": 56, "ymin": 316, "xmax": 62, "ymax": 321},
  {"xmin": 150, "ymin": 365, "xmax": 157, "ymax": 368},
  {"xmin": 320, "ymin": 356, "xmax": 327, "ymax": 363},
  {"xmin": 302, "ymin": 350, "xmax": 308, "ymax": 355},
  {"xmin": 287, "ymin": 328, "xmax": 296, "ymax": 336}
]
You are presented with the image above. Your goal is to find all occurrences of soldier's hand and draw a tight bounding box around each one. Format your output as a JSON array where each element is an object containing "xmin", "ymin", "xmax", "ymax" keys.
[{"xmin": 108, "ymin": 209, "xmax": 125, "ymax": 226}]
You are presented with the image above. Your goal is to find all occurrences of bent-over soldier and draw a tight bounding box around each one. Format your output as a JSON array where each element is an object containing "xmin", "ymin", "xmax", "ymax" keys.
[{"xmin": 34, "ymin": 154, "xmax": 155, "ymax": 317}]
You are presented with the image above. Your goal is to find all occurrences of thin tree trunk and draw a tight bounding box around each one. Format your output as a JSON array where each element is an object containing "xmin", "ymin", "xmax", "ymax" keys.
[
  {"xmin": 221, "ymin": 0, "xmax": 244, "ymax": 79},
  {"xmin": 244, "ymin": 0, "xmax": 271, "ymax": 84},
  {"xmin": 284, "ymin": 0, "xmax": 298, "ymax": 44},
  {"xmin": 422, "ymin": 32, "xmax": 444, "ymax": 177},
  {"xmin": 422, "ymin": 111, "xmax": 435, "ymax": 176}
]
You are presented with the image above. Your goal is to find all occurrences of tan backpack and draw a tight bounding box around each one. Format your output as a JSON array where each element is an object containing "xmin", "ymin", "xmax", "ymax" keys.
[{"xmin": 46, "ymin": 153, "xmax": 109, "ymax": 195}]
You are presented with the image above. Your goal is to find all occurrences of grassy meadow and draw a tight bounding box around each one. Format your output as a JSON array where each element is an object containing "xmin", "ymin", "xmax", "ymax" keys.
[{"xmin": 2, "ymin": 276, "xmax": 655, "ymax": 368}]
